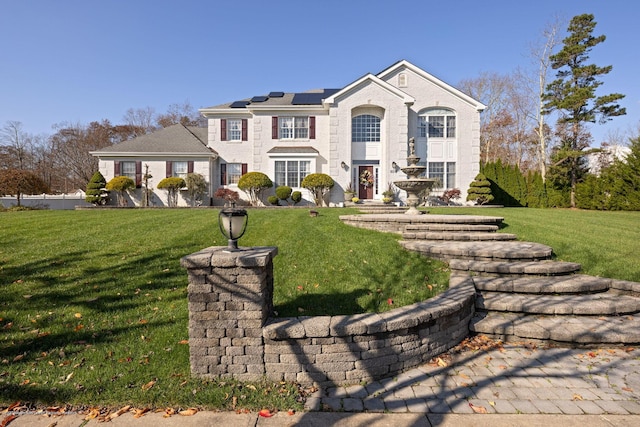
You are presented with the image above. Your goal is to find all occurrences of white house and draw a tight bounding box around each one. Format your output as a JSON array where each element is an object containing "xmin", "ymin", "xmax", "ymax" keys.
[{"xmin": 92, "ymin": 60, "xmax": 485, "ymax": 207}]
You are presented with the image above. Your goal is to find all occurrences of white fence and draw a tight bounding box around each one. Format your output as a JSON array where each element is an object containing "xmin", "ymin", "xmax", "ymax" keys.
[{"xmin": 0, "ymin": 194, "xmax": 92, "ymax": 210}]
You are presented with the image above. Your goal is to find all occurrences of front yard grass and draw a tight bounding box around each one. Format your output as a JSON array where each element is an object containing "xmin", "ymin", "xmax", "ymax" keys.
[
  {"xmin": 1, "ymin": 207, "xmax": 638, "ymax": 411},
  {"xmin": 0, "ymin": 208, "xmax": 448, "ymax": 410}
]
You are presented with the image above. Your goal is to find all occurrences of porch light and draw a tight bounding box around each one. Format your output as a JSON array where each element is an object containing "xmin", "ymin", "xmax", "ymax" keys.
[
  {"xmin": 341, "ymin": 161, "xmax": 347, "ymax": 169},
  {"xmin": 218, "ymin": 208, "xmax": 248, "ymax": 251}
]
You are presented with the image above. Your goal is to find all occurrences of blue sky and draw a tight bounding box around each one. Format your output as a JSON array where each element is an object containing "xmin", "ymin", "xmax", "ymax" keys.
[{"xmin": 1, "ymin": 0, "xmax": 638, "ymax": 146}]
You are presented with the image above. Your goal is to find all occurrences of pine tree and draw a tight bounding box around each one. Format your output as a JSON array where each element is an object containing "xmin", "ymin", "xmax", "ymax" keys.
[
  {"xmin": 85, "ymin": 171, "xmax": 108, "ymax": 205},
  {"xmin": 543, "ymin": 13, "xmax": 626, "ymax": 208}
]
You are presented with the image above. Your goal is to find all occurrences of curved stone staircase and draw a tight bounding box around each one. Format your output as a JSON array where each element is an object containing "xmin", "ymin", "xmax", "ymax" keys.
[{"xmin": 399, "ymin": 217, "xmax": 640, "ymax": 345}]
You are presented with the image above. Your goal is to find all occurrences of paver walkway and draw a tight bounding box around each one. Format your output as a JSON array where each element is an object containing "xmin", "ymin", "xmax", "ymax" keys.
[{"xmin": 306, "ymin": 339, "xmax": 640, "ymax": 416}]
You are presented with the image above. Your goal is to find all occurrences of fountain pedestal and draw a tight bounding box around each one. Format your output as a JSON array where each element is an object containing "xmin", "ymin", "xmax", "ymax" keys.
[{"xmin": 393, "ymin": 139, "xmax": 436, "ymax": 215}]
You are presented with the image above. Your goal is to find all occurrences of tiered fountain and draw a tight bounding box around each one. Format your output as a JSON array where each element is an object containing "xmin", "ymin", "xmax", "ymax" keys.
[{"xmin": 393, "ymin": 138, "xmax": 436, "ymax": 215}]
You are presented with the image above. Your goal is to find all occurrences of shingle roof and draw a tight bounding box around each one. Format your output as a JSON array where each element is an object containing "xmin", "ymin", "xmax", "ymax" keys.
[
  {"xmin": 205, "ymin": 89, "xmax": 340, "ymax": 110},
  {"xmin": 92, "ymin": 124, "xmax": 215, "ymax": 155},
  {"xmin": 266, "ymin": 146, "xmax": 319, "ymax": 154}
]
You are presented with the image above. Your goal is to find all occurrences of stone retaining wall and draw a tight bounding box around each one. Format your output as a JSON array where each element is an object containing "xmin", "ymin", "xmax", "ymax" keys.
[{"xmin": 182, "ymin": 246, "xmax": 475, "ymax": 386}]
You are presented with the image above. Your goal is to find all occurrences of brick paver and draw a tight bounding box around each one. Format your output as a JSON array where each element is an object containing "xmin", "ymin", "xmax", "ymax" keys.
[{"xmin": 307, "ymin": 343, "xmax": 640, "ymax": 416}]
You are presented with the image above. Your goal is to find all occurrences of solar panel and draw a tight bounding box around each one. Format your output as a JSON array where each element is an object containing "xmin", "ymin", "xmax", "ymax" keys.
[
  {"xmin": 292, "ymin": 89, "xmax": 340, "ymax": 105},
  {"xmin": 268, "ymin": 91, "xmax": 284, "ymax": 97},
  {"xmin": 251, "ymin": 96, "xmax": 268, "ymax": 102},
  {"xmin": 229, "ymin": 101, "xmax": 249, "ymax": 108}
]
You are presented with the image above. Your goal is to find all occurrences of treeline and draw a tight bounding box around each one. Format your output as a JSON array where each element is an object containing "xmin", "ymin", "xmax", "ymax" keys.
[{"xmin": 479, "ymin": 136, "xmax": 640, "ymax": 210}]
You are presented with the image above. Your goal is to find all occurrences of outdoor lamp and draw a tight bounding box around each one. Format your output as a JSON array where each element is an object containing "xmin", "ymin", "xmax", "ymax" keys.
[{"xmin": 218, "ymin": 208, "xmax": 248, "ymax": 251}]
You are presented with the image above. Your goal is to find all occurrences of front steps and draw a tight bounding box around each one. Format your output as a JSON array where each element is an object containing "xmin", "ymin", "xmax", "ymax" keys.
[
  {"xmin": 339, "ymin": 212, "xmax": 640, "ymax": 345},
  {"xmin": 395, "ymin": 216, "xmax": 638, "ymax": 341}
]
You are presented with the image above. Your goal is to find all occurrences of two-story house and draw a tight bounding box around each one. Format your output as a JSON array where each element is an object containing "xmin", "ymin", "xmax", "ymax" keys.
[{"xmin": 92, "ymin": 59, "xmax": 485, "ymax": 207}]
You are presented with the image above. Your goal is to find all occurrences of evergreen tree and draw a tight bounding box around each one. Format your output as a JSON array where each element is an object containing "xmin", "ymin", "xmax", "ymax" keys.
[
  {"xmin": 466, "ymin": 173, "xmax": 494, "ymax": 205},
  {"xmin": 85, "ymin": 171, "xmax": 108, "ymax": 205},
  {"xmin": 543, "ymin": 13, "xmax": 626, "ymax": 208},
  {"xmin": 605, "ymin": 136, "xmax": 640, "ymax": 210}
]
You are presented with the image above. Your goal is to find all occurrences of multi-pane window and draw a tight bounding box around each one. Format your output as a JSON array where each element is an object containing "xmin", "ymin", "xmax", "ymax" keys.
[
  {"xmin": 279, "ymin": 117, "xmax": 309, "ymax": 139},
  {"xmin": 428, "ymin": 162, "xmax": 456, "ymax": 189},
  {"xmin": 446, "ymin": 162, "xmax": 456, "ymax": 188},
  {"xmin": 274, "ymin": 160, "xmax": 310, "ymax": 187},
  {"xmin": 227, "ymin": 119, "xmax": 242, "ymax": 141},
  {"xmin": 173, "ymin": 161, "xmax": 188, "ymax": 179},
  {"xmin": 226, "ymin": 163, "xmax": 243, "ymax": 185},
  {"xmin": 121, "ymin": 161, "xmax": 136, "ymax": 180},
  {"xmin": 428, "ymin": 162, "xmax": 444, "ymax": 188},
  {"xmin": 352, "ymin": 114, "xmax": 380, "ymax": 142},
  {"xmin": 418, "ymin": 109, "xmax": 456, "ymax": 138}
]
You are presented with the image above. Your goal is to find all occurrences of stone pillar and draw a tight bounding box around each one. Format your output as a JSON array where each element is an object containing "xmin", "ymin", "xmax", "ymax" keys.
[{"xmin": 181, "ymin": 246, "xmax": 277, "ymax": 381}]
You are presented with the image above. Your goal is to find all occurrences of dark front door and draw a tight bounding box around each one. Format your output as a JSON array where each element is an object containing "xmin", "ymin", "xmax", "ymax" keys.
[{"xmin": 358, "ymin": 166, "xmax": 374, "ymax": 199}]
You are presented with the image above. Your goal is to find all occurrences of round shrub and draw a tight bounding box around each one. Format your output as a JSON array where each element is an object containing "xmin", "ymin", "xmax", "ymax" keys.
[
  {"xmin": 238, "ymin": 172, "xmax": 273, "ymax": 206},
  {"xmin": 291, "ymin": 191, "xmax": 302, "ymax": 204},
  {"xmin": 85, "ymin": 171, "xmax": 108, "ymax": 205},
  {"xmin": 267, "ymin": 195, "xmax": 279, "ymax": 205},
  {"xmin": 275, "ymin": 185, "xmax": 292, "ymax": 201},
  {"xmin": 301, "ymin": 173, "xmax": 334, "ymax": 207},
  {"xmin": 106, "ymin": 176, "xmax": 135, "ymax": 207}
]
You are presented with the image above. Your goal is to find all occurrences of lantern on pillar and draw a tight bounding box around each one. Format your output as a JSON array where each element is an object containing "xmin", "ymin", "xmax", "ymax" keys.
[{"xmin": 218, "ymin": 208, "xmax": 248, "ymax": 251}]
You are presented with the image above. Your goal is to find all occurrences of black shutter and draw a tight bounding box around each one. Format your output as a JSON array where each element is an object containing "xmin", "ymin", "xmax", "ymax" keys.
[
  {"xmin": 272, "ymin": 116, "xmax": 278, "ymax": 139},
  {"xmin": 187, "ymin": 161, "xmax": 194, "ymax": 174},
  {"xmin": 309, "ymin": 116, "xmax": 316, "ymax": 139},
  {"xmin": 241, "ymin": 163, "xmax": 248, "ymax": 175},
  {"xmin": 241, "ymin": 119, "xmax": 248, "ymax": 141},
  {"xmin": 166, "ymin": 161, "xmax": 173, "ymax": 178},
  {"xmin": 221, "ymin": 119, "xmax": 227, "ymax": 141},
  {"xmin": 114, "ymin": 161, "xmax": 121, "ymax": 176},
  {"xmin": 135, "ymin": 161, "xmax": 142, "ymax": 187},
  {"xmin": 220, "ymin": 163, "xmax": 227, "ymax": 185}
]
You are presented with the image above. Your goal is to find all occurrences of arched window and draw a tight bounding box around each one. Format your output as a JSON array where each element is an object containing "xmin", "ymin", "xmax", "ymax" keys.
[
  {"xmin": 352, "ymin": 114, "xmax": 380, "ymax": 142},
  {"xmin": 418, "ymin": 108, "xmax": 456, "ymax": 138}
]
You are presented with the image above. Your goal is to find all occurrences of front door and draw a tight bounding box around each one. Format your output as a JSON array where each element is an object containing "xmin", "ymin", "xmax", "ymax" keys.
[{"xmin": 358, "ymin": 166, "xmax": 374, "ymax": 199}]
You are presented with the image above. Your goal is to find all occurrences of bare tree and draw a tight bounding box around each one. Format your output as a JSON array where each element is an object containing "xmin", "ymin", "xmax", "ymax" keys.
[
  {"xmin": 155, "ymin": 100, "xmax": 202, "ymax": 128},
  {"xmin": 0, "ymin": 121, "xmax": 33, "ymax": 170},
  {"xmin": 123, "ymin": 106, "xmax": 156, "ymax": 135}
]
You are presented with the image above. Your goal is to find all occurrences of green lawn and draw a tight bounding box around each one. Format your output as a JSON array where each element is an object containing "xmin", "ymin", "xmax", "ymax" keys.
[
  {"xmin": 429, "ymin": 207, "xmax": 640, "ymax": 282},
  {"xmin": 1, "ymin": 207, "xmax": 638, "ymax": 410},
  {"xmin": 0, "ymin": 207, "xmax": 448, "ymax": 409}
]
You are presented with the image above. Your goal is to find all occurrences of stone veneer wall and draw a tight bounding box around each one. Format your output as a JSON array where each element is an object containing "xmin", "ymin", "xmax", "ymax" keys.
[{"xmin": 182, "ymin": 246, "xmax": 475, "ymax": 386}]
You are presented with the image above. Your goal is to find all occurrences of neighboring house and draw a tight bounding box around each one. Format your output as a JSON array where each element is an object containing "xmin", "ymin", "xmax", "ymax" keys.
[
  {"xmin": 91, "ymin": 124, "xmax": 217, "ymax": 206},
  {"xmin": 92, "ymin": 59, "xmax": 485, "ymax": 207},
  {"xmin": 586, "ymin": 144, "xmax": 630, "ymax": 176}
]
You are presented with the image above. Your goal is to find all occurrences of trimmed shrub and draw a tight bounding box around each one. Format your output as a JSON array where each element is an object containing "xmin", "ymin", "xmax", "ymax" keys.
[
  {"xmin": 291, "ymin": 191, "xmax": 302, "ymax": 205},
  {"xmin": 185, "ymin": 173, "xmax": 207, "ymax": 207},
  {"xmin": 267, "ymin": 195, "xmax": 279, "ymax": 205},
  {"xmin": 214, "ymin": 187, "xmax": 239, "ymax": 206},
  {"xmin": 85, "ymin": 171, "xmax": 108, "ymax": 206},
  {"xmin": 157, "ymin": 177, "xmax": 186, "ymax": 207},
  {"xmin": 275, "ymin": 185, "xmax": 292, "ymax": 205},
  {"xmin": 238, "ymin": 172, "xmax": 273, "ymax": 206},
  {"xmin": 466, "ymin": 173, "xmax": 494, "ymax": 205},
  {"xmin": 301, "ymin": 173, "xmax": 334, "ymax": 206},
  {"xmin": 106, "ymin": 176, "xmax": 135, "ymax": 207}
]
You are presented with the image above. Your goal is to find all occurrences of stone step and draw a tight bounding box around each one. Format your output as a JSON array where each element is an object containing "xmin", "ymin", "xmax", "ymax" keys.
[
  {"xmin": 450, "ymin": 259, "xmax": 582, "ymax": 276},
  {"xmin": 400, "ymin": 240, "xmax": 553, "ymax": 262},
  {"xmin": 472, "ymin": 274, "xmax": 611, "ymax": 294},
  {"xmin": 402, "ymin": 231, "xmax": 517, "ymax": 241},
  {"xmin": 470, "ymin": 311, "xmax": 640, "ymax": 344},
  {"xmin": 405, "ymin": 224, "xmax": 500, "ymax": 232},
  {"xmin": 475, "ymin": 290, "xmax": 640, "ymax": 315},
  {"xmin": 358, "ymin": 207, "xmax": 408, "ymax": 214}
]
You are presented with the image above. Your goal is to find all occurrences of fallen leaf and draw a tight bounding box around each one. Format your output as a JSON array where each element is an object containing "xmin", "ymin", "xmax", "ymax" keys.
[
  {"xmin": 179, "ymin": 408, "xmax": 198, "ymax": 416},
  {"xmin": 258, "ymin": 409, "xmax": 273, "ymax": 418},
  {"xmin": 74, "ymin": 313, "xmax": 82, "ymax": 319},
  {"xmin": 459, "ymin": 373, "xmax": 470, "ymax": 380},
  {"xmin": 287, "ymin": 409, "xmax": 295, "ymax": 416},
  {"xmin": 572, "ymin": 394, "xmax": 583, "ymax": 401},
  {"xmin": 106, "ymin": 406, "xmax": 131, "ymax": 421},
  {"xmin": 133, "ymin": 408, "xmax": 150, "ymax": 418},
  {"xmin": 141, "ymin": 380, "xmax": 156, "ymax": 390},
  {"xmin": 436, "ymin": 357, "xmax": 448, "ymax": 367},
  {"xmin": 162, "ymin": 408, "xmax": 175, "ymax": 418},
  {"xmin": 387, "ymin": 298, "xmax": 393, "ymax": 305},
  {"xmin": 622, "ymin": 387, "xmax": 633, "ymax": 393},
  {"xmin": 488, "ymin": 401, "xmax": 496, "ymax": 407},
  {"xmin": 469, "ymin": 403, "xmax": 488, "ymax": 414},
  {"xmin": 84, "ymin": 408, "xmax": 100, "ymax": 420},
  {"xmin": 587, "ymin": 352, "xmax": 597, "ymax": 358},
  {"xmin": 498, "ymin": 365, "xmax": 507, "ymax": 370},
  {"xmin": 0, "ymin": 415, "xmax": 18, "ymax": 427},
  {"xmin": 178, "ymin": 339, "xmax": 189, "ymax": 345}
]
